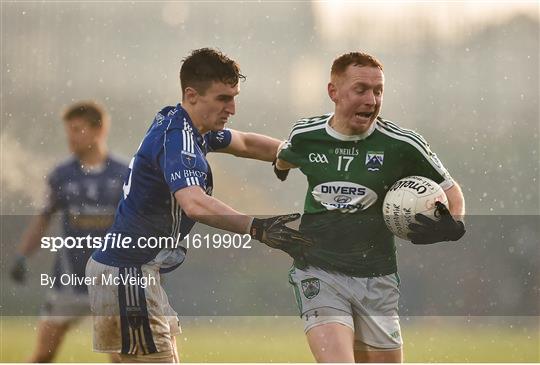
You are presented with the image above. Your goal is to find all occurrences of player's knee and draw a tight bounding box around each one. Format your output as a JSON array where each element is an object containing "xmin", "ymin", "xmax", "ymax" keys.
[{"xmin": 306, "ymin": 322, "xmax": 355, "ymax": 362}]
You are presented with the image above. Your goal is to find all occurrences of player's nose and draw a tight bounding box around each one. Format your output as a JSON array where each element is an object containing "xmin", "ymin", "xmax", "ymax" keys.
[
  {"xmin": 362, "ymin": 90, "xmax": 376, "ymax": 107},
  {"xmin": 225, "ymin": 100, "xmax": 235, "ymax": 116}
]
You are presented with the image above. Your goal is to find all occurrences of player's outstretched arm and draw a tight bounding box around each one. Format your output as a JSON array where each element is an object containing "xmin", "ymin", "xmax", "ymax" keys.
[
  {"xmin": 175, "ymin": 186, "xmax": 253, "ymax": 234},
  {"xmin": 174, "ymin": 186, "xmax": 312, "ymax": 252},
  {"xmin": 11, "ymin": 213, "xmax": 52, "ymax": 283},
  {"xmin": 217, "ymin": 130, "xmax": 281, "ymax": 162}
]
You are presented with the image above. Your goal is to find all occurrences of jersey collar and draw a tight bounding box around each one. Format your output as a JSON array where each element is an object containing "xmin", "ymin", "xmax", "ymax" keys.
[
  {"xmin": 325, "ymin": 114, "xmax": 377, "ymax": 141},
  {"xmin": 77, "ymin": 156, "xmax": 110, "ymax": 175}
]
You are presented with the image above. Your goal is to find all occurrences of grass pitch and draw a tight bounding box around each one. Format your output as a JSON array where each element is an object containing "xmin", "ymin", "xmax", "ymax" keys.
[{"xmin": 1, "ymin": 316, "xmax": 538, "ymax": 362}]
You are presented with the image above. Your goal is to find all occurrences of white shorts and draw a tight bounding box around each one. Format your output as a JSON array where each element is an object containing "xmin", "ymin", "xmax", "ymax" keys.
[
  {"xmin": 86, "ymin": 257, "xmax": 181, "ymax": 355},
  {"xmin": 40, "ymin": 288, "xmax": 91, "ymax": 324},
  {"xmin": 288, "ymin": 265, "xmax": 402, "ymax": 350}
]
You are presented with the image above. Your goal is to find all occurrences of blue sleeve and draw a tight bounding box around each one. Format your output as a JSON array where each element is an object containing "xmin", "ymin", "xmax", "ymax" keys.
[
  {"xmin": 206, "ymin": 129, "xmax": 232, "ymax": 152},
  {"xmin": 159, "ymin": 128, "xmax": 206, "ymax": 193},
  {"xmin": 42, "ymin": 171, "xmax": 61, "ymax": 215}
]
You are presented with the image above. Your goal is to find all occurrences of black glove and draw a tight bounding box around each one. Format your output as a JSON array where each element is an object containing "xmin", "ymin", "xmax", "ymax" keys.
[
  {"xmin": 272, "ymin": 159, "xmax": 290, "ymax": 182},
  {"xmin": 11, "ymin": 255, "xmax": 28, "ymax": 283},
  {"xmin": 407, "ymin": 201, "xmax": 465, "ymax": 245},
  {"xmin": 250, "ymin": 213, "xmax": 313, "ymax": 255}
]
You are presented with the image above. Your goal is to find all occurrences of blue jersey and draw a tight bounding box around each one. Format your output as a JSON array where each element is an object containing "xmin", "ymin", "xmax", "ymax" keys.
[
  {"xmin": 45, "ymin": 156, "xmax": 127, "ymax": 292},
  {"xmin": 92, "ymin": 104, "xmax": 232, "ymax": 271}
]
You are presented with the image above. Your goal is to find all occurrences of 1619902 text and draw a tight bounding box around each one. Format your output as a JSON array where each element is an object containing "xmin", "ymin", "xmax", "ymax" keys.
[{"xmin": 184, "ymin": 233, "xmax": 252, "ymax": 249}]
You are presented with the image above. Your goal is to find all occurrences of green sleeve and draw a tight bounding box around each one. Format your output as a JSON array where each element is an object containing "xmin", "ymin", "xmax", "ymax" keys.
[
  {"xmin": 277, "ymin": 135, "xmax": 307, "ymax": 167},
  {"xmin": 405, "ymin": 142, "xmax": 454, "ymax": 190}
]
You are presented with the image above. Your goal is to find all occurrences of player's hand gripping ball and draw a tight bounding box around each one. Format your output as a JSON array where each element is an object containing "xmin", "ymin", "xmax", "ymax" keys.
[
  {"xmin": 383, "ymin": 176, "xmax": 449, "ymax": 241},
  {"xmin": 407, "ymin": 201, "xmax": 465, "ymax": 244}
]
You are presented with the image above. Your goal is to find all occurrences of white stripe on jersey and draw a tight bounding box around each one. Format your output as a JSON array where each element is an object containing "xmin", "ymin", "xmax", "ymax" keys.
[
  {"xmin": 378, "ymin": 120, "xmax": 430, "ymax": 155},
  {"xmin": 131, "ymin": 268, "xmax": 138, "ymax": 305},
  {"xmin": 183, "ymin": 119, "xmax": 192, "ymax": 134},
  {"xmin": 162, "ymin": 119, "xmax": 174, "ymax": 181},
  {"xmin": 289, "ymin": 120, "xmax": 328, "ymax": 140},
  {"xmin": 177, "ymin": 202, "xmax": 181, "ymax": 236},
  {"xmin": 170, "ymin": 192, "xmax": 177, "ymax": 236},
  {"xmin": 181, "ymin": 120, "xmax": 195, "ymax": 153},
  {"xmin": 291, "ymin": 113, "xmax": 333, "ymax": 129},
  {"xmin": 382, "ymin": 119, "xmax": 428, "ymax": 146},
  {"xmin": 182, "ymin": 130, "xmax": 194, "ymax": 153},
  {"xmin": 374, "ymin": 123, "xmax": 454, "ymax": 190},
  {"xmin": 290, "ymin": 115, "xmax": 331, "ymax": 133},
  {"xmin": 123, "ymin": 268, "xmax": 136, "ymax": 354},
  {"xmin": 182, "ymin": 130, "xmax": 187, "ymax": 151},
  {"xmin": 170, "ymin": 192, "xmax": 182, "ymax": 237}
]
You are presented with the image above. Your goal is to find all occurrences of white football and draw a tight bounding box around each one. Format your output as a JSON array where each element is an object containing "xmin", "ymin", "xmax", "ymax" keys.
[{"xmin": 382, "ymin": 176, "xmax": 448, "ymax": 240}]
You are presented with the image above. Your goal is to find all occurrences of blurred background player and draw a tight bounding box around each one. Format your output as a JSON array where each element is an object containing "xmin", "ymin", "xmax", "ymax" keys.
[
  {"xmin": 275, "ymin": 52, "xmax": 466, "ymax": 363},
  {"xmin": 86, "ymin": 48, "xmax": 311, "ymax": 363},
  {"xmin": 11, "ymin": 101, "xmax": 127, "ymax": 362}
]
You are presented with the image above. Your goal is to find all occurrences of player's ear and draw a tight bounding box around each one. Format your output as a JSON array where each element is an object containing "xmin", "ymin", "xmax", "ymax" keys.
[
  {"xmin": 184, "ymin": 87, "xmax": 199, "ymax": 105},
  {"xmin": 328, "ymin": 82, "xmax": 338, "ymax": 103},
  {"xmin": 96, "ymin": 124, "xmax": 109, "ymax": 140}
]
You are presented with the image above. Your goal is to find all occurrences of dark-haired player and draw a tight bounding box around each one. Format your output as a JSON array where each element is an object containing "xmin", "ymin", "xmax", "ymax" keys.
[{"xmin": 86, "ymin": 48, "xmax": 310, "ymax": 362}]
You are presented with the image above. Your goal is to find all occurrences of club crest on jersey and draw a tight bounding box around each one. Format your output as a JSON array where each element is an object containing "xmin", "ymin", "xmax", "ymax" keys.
[
  {"xmin": 365, "ymin": 151, "xmax": 384, "ymax": 171},
  {"xmin": 155, "ymin": 113, "xmax": 165, "ymax": 126},
  {"xmin": 301, "ymin": 278, "xmax": 320, "ymax": 299},
  {"xmin": 181, "ymin": 151, "xmax": 196, "ymax": 169}
]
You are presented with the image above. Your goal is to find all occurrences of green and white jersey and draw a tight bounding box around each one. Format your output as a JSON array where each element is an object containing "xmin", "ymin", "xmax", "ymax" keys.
[{"xmin": 278, "ymin": 114, "xmax": 454, "ymax": 277}]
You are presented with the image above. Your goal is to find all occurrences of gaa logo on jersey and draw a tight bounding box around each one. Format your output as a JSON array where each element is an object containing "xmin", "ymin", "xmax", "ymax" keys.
[
  {"xmin": 308, "ymin": 153, "xmax": 329, "ymax": 164},
  {"xmin": 365, "ymin": 151, "xmax": 384, "ymax": 171},
  {"xmin": 181, "ymin": 151, "xmax": 196, "ymax": 168}
]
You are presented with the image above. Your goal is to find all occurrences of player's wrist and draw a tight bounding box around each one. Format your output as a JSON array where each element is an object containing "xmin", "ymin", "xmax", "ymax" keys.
[
  {"xmin": 276, "ymin": 140, "xmax": 288, "ymax": 159},
  {"xmin": 271, "ymin": 158, "xmax": 283, "ymax": 170},
  {"xmin": 249, "ymin": 218, "xmax": 265, "ymax": 241},
  {"xmin": 15, "ymin": 254, "xmax": 27, "ymax": 263},
  {"xmin": 245, "ymin": 216, "xmax": 255, "ymax": 236}
]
